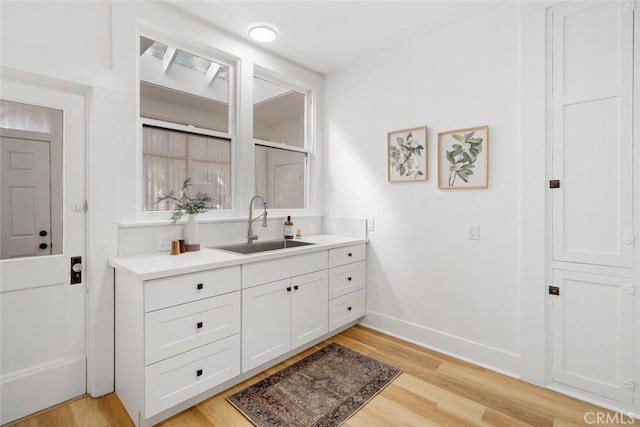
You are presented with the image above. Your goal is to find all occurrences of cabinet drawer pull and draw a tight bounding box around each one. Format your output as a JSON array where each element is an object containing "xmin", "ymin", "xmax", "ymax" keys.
[
  {"xmin": 196, "ymin": 283, "xmax": 204, "ymax": 290},
  {"xmin": 347, "ymin": 277, "xmax": 352, "ymax": 282},
  {"xmin": 197, "ymin": 321, "xmax": 203, "ymax": 329},
  {"xmin": 286, "ymin": 286, "xmax": 292, "ymax": 292},
  {"xmin": 347, "ymin": 306, "xmax": 352, "ymax": 311},
  {"xmin": 294, "ymin": 285, "xmax": 299, "ymax": 290},
  {"xmin": 347, "ymin": 252, "xmax": 353, "ymax": 257},
  {"xmin": 196, "ymin": 369, "xmax": 203, "ymax": 377}
]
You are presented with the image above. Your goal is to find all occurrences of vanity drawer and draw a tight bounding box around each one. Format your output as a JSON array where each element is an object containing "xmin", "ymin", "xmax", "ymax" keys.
[
  {"xmin": 145, "ymin": 334, "xmax": 240, "ymax": 417},
  {"xmin": 329, "ymin": 289, "xmax": 366, "ymax": 331},
  {"xmin": 145, "ymin": 266, "xmax": 240, "ymax": 312},
  {"xmin": 145, "ymin": 292, "xmax": 240, "ymax": 365},
  {"xmin": 329, "ymin": 261, "xmax": 366, "ymax": 299},
  {"xmin": 328, "ymin": 244, "xmax": 366, "ymax": 268},
  {"xmin": 242, "ymin": 251, "xmax": 328, "ymax": 289}
]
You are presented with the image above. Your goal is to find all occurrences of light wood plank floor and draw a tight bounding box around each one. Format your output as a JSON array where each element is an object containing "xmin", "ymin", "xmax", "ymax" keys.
[{"xmin": 6, "ymin": 325, "xmax": 633, "ymax": 426}]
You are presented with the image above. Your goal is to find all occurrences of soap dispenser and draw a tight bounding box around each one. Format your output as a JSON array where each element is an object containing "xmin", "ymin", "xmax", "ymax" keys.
[{"xmin": 283, "ymin": 216, "xmax": 294, "ymax": 240}]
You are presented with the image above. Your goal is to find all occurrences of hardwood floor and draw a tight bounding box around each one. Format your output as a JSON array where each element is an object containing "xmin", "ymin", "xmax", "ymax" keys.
[{"xmin": 6, "ymin": 325, "xmax": 633, "ymax": 427}]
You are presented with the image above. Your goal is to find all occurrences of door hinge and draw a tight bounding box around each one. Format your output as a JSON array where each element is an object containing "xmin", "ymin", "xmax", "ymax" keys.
[
  {"xmin": 548, "ymin": 285, "xmax": 560, "ymax": 295},
  {"xmin": 624, "ymin": 234, "xmax": 635, "ymax": 245},
  {"xmin": 624, "ymin": 379, "xmax": 635, "ymax": 390},
  {"xmin": 623, "ymin": 284, "xmax": 635, "ymax": 295},
  {"xmin": 549, "ymin": 180, "xmax": 560, "ymax": 189}
]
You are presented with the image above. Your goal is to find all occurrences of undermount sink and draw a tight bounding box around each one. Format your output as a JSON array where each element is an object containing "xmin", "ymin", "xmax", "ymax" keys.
[{"xmin": 213, "ymin": 239, "xmax": 315, "ymax": 255}]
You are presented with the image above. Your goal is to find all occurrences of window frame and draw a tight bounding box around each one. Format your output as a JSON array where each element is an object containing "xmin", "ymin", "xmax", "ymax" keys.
[
  {"xmin": 252, "ymin": 69, "xmax": 315, "ymax": 215},
  {"xmin": 136, "ymin": 29, "xmax": 238, "ymax": 222}
]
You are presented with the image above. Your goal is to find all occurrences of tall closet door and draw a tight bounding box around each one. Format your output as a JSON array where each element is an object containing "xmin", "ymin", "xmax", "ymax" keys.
[
  {"xmin": 549, "ymin": 0, "xmax": 636, "ymax": 404},
  {"xmin": 551, "ymin": 1, "xmax": 634, "ymax": 268}
]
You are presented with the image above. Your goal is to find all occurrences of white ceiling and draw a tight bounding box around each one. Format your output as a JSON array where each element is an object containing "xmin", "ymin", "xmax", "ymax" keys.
[{"xmin": 166, "ymin": 1, "xmax": 504, "ymax": 75}]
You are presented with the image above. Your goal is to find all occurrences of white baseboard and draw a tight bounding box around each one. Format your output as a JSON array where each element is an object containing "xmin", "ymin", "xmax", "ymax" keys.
[
  {"xmin": 1, "ymin": 357, "xmax": 86, "ymax": 424},
  {"xmin": 362, "ymin": 311, "xmax": 521, "ymax": 377}
]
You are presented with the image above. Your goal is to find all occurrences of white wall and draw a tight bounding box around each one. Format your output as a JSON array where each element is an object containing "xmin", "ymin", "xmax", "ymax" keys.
[{"xmin": 325, "ymin": 3, "xmax": 521, "ymax": 373}]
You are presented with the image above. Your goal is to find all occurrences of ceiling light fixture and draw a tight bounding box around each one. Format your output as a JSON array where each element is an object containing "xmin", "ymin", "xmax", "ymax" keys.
[{"xmin": 249, "ymin": 26, "xmax": 277, "ymax": 43}]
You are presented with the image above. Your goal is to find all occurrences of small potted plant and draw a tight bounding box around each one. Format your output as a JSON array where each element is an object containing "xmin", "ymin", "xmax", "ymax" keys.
[{"xmin": 157, "ymin": 178, "xmax": 213, "ymax": 251}]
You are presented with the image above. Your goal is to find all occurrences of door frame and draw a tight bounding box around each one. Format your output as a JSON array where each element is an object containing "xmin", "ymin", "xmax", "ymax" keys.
[{"xmin": 0, "ymin": 70, "xmax": 94, "ymax": 404}]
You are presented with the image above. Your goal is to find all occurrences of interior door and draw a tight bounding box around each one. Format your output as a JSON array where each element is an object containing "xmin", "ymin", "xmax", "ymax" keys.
[
  {"xmin": 0, "ymin": 80, "xmax": 87, "ymax": 424},
  {"xmin": 1, "ymin": 133, "xmax": 52, "ymax": 258},
  {"xmin": 273, "ymin": 162, "xmax": 304, "ymax": 208},
  {"xmin": 548, "ymin": 0, "xmax": 635, "ymax": 404}
]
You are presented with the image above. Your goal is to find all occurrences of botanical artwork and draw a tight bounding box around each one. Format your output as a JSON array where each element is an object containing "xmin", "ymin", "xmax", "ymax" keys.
[
  {"xmin": 438, "ymin": 126, "xmax": 489, "ymax": 189},
  {"xmin": 387, "ymin": 126, "xmax": 427, "ymax": 182}
]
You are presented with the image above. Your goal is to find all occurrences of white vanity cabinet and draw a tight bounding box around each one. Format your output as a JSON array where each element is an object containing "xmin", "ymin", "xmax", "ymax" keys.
[
  {"xmin": 241, "ymin": 252, "xmax": 328, "ymax": 372},
  {"xmin": 111, "ymin": 236, "xmax": 367, "ymax": 426},
  {"xmin": 115, "ymin": 266, "xmax": 241, "ymax": 425},
  {"xmin": 328, "ymin": 244, "xmax": 367, "ymax": 331}
]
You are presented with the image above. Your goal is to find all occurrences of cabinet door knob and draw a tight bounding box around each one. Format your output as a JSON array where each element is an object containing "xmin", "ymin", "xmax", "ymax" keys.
[
  {"xmin": 196, "ymin": 369, "xmax": 203, "ymax": 377},
  {"xmin": 347, "ymin": 252, "xmax": 353, "ymax": 257},
  {"xmin": 196, "ymin": 283, "xmax": 203, "ymax": 290},
  {"xmin": 197, "ymin": 321, "xmax": 203, "ymax": 329},
  {"xmin": 347, "ymin": 306, "xmax": 352, "ymax": 311},
  {"xmin": 294, "ymin": 285, "xmax": 299, "ymax": 290},
  {"xmin": 347, "ymin": 277, "xmax": 352, "ymax": 282},
  {"xmin": 286, "ymin": 286, "xmax": 292, "ymax": 292},
  {"xmin": 39, "ymin": 243, "xmax": 48, "ymax": 250},
  {"xmin": 39, "ymin": 230, "xmax": 48, "ymax": 237}
]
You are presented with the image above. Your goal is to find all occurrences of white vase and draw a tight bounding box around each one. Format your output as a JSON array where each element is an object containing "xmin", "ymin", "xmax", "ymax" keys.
[{"xmin": 183, "ymin": 214, "xmax": 199, "ymax": 246}]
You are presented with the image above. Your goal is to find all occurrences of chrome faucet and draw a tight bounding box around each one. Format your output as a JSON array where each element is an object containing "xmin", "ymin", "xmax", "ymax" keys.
[{"xmin": 247, "ymin": 195, "xmax": 268, "ymax": 243}]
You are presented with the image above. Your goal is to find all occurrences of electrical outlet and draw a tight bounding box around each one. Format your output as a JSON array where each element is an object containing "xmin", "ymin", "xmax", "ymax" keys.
[
  {"xmin": 367, "ymin": 218, "xmax": 375, "ymax": 232},
  {"xmin": 467, "ymin": 223, "xmax": 480, "ymax": 240},
  {"xmin": 157, "ymin": 233, "xmax": 181, "ymax": 251}
]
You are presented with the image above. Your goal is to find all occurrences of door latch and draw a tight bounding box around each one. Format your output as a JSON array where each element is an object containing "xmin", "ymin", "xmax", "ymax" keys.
[{"xmin": 70, "ymin": 256, "xmax": 82, "ymax": 285}]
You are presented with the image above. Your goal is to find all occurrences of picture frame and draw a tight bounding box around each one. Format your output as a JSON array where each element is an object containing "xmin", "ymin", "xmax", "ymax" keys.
[
  {"xmin": 438, "ymin": 125, "xmax": 489, "ymax": 189},
  {"xmin": 387, "ymin": 126, "xmax": 427, "ymax": 183}
]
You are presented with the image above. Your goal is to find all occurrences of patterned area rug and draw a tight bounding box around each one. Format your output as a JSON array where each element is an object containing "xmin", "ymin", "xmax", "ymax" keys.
[{"xmin": 227, "ymin": 342, "xmax": 401, "ymax": 427}]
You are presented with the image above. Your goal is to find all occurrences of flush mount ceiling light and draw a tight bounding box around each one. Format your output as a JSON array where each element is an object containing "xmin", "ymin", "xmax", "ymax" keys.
[{"xmin": 249, "ymin": 26, "xmax": 277, "ymax": 43}]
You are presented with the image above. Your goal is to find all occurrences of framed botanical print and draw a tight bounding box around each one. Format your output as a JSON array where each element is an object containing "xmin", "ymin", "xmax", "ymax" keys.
[
  {"xmin": 438, "ymin": 125, "xmax": 489, "ymax": 189},
  {"xmin": 387, "ymin": 126, "xmax": 427, "ymax": 182}
]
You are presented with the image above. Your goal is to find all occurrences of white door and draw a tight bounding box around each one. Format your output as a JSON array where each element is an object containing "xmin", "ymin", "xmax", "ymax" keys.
[
  {"xmin": 551, "ymin": 270, "xmax": 634, "ymax": 403},
  {"xmin": 548, "ymin": 0, "xmax": 636, "ymax": 404},
  {"xmin": 1, "ymin": 133, "xmax": 53, "ymax": 258},
  {"xmin": 273, "ymin": 162, "xmax": 304, "ymax": 209},
  {"xmin": 551, "ymin": 1, "xmax": 634, "ymax": 268},
  {"xmin": 0, "ymin": 81, "xmax": 87, "ymax": 424},
  {"xmin": 241, "ymin": 279, "xmax": 291, "ymax": 372},
  {"xmin": 291, "ymin": 270, "xmax": 328, "ymax": 349}
]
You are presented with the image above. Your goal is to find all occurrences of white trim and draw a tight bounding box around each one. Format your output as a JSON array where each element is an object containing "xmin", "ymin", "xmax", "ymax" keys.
[
  {"xmin": 362, "ymin": 311, "xmax": 521, "ymax": 376},
  {"xmin": 254, "ymin": 138, "xmax": 310, "ymax": 155},
  {"xmin": 141, "ymin": 117, "xmax": 233, "ymax": 140},
  {"xmin": 117, "ymin": 213, "xmax": 324, "ymax": 228}
]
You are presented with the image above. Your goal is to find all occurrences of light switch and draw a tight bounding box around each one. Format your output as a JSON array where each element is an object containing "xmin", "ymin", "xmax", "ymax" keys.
[
  {"xmin": 467, "ymin": 224, "xmax": 480, "ymax": 240},
  {"xmin": 367, "ymin": 218, "xmax": 375, "ymax": 232}
]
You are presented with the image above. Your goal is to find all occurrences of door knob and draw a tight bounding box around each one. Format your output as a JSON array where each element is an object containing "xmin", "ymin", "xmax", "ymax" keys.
[{"xmin": 39, "ymin": 243, "xmax": 48, "ymax": 250}]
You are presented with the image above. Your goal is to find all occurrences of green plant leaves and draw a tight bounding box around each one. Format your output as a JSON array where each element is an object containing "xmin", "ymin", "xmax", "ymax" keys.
[
  {"xmin": 446, "ymin": 131, "xmax": 483, "ymax": 186},
  {"xmin": 390, "ymin": 130, "xmax": 425, "ymax": 178}
]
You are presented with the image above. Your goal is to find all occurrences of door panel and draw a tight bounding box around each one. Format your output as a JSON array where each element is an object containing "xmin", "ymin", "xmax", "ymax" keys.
[
  {"xmin": 0, "ymin": 81, "xmax": 87, "ymax": 424},
  {"xmin": 551, "ymin": 1, "xmax": 633, "ymax": 268},
  {"xmin": 291, "ymin": 270, "xmax": 328, "ymax": 348},
  {"xmin": 551, "ymin": 270, "xmax": 634, "ymax": 403},
  {"xmin": 241, "ymin": 279, "xmax": 291, "ymax": 372}
]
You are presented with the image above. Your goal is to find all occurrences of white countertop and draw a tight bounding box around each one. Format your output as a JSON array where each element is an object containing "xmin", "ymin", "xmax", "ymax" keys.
[{"xmin": 109, "ymin": 234, "xmax": 367, "ymax": 281}]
